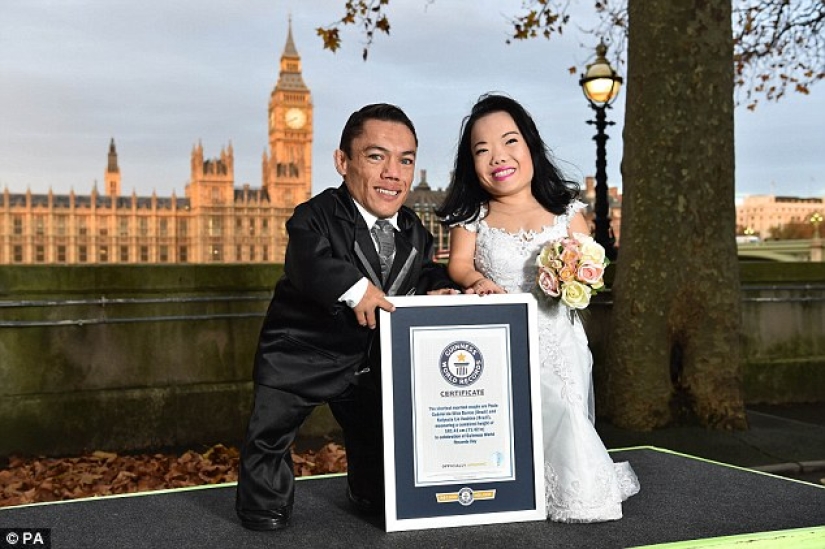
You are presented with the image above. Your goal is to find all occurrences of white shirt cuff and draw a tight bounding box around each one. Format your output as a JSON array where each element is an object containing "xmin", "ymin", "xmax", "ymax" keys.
[{"xmin": 340, "ymin": 277, "xmax": 369, "ymax": 308}]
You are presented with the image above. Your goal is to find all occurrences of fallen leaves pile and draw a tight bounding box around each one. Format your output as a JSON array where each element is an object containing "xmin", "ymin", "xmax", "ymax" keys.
[{"xmin": 0, "ymin": 442, "xmax": 347, "ymax": 508}]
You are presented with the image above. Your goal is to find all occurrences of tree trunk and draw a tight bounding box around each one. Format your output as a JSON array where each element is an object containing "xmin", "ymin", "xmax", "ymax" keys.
[{"xmin": 606, "ymin": 0, "xmax": 748, "ymax": 430}]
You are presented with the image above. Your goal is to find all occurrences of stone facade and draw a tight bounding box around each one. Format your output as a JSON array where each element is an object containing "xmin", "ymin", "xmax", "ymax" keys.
[
  {"xmin": 0, "ymin": 21, "xmax": 312, "ymax": 265},
  {"xmin": 582, "ymin": 175, "xmax": 623, "ymax": 247},
  {"xmin": 736, "ymin": 194, "xmax": 825, "ymax": 239},
  {"xmin": 404, "ymin": 169, "xmax": 450, "ymax": 259}
]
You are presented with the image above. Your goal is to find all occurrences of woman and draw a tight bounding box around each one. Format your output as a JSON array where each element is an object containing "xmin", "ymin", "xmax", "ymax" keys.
[{"xmin": 437, "ymin": 93, "xmax": 640, "ymax": 522}]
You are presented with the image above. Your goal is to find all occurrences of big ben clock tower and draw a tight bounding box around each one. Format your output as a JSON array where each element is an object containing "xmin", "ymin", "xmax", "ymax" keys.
[{"xmin": 265, "ymin": 18, "xmax": 313, "ymax": 259}]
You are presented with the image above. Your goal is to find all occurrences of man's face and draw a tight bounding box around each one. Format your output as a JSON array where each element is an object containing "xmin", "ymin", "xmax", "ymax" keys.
[{"xmin": 334, "ymin": 119, "xmax": 416, "ymax": 219}]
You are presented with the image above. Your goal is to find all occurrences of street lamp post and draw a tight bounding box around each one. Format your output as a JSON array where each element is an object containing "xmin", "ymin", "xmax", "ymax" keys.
[
  {"xmin": 580, "ymin": 42, "xmax": 623, "ymax": 261},
  {"xmin": 811, "ymin": 212, "xmax": 823, "ymax": 262},
  {"xmin": 811, "ymin": 212, "xmax": 823, "ymax": 240}
]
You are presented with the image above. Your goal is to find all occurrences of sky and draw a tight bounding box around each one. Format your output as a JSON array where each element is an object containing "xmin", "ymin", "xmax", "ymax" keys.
[{"xmin": 2, "ymin": 1, "xmax": 823, "ymax": 203}]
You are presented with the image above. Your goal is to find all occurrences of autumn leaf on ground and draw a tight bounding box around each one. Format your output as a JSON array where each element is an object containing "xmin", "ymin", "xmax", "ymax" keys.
[{"xmin": 0, "ymin": 441, "xmax": 347, "ymax": 507}]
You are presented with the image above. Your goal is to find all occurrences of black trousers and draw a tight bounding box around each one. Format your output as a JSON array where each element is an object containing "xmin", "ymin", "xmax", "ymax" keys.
[{"xmin": 235, "ymin": 377, "xmax": 384, "ymax": 513}]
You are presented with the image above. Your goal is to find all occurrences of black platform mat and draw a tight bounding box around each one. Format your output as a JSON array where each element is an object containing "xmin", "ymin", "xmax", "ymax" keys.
[{"xmin": 1, "ymin": 448, "xmax": 823, "ymax": 548}]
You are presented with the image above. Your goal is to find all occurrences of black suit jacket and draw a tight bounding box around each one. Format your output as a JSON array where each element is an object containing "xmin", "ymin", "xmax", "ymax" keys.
[{"xmin": 252, "ymin": 183, "xmax": 454, "ymax": 400}]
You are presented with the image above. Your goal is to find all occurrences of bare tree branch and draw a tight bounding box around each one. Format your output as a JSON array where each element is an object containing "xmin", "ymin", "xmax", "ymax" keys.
[
  {"xmin": 316, "ymin": 0, "xmax": 394, "ymax": 61},
  {"xmin": 318, "ymin": 0, "xmax": 824, "ymax": 108}
]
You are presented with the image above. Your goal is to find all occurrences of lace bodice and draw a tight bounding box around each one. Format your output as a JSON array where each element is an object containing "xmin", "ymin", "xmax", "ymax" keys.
[{"xmin": 462, "ymin": 201, "xmax": 586, "ymax": 293}]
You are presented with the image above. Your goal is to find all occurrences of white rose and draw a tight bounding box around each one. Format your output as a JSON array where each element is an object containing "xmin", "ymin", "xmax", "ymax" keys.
[
  {"xmin": 579, "ymin": 239, "xmax": 606, "ymax": 264},
  {"xmin": 561, "ymin": 281, "xmax": 592, "ymax": 309}
]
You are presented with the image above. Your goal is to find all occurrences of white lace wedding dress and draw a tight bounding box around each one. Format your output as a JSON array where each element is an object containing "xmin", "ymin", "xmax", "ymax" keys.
[{"xmin": 461, "ymin": 201, "xmax": 640, "ymax": 522}]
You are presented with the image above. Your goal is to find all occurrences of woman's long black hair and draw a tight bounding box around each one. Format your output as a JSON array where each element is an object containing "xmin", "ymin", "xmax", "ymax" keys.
[{"xmin": 436, "ymin": 93, "xmax": 580, "ymax": 225}]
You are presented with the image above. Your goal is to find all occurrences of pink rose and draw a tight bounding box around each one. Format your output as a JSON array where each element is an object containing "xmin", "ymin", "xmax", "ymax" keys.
[
  {"xmin": 577, "ymin": 261, "xmax": 605, "ymax": 285},
  {"xmin": 537, "ymin": 267, "xmax": 560, "ymax": 297}
]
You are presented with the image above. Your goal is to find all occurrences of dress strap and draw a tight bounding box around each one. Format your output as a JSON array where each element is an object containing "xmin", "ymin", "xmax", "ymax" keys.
[
  {"xmin": 451, "ymin": 203, "xmax": 488, "ymax": 233},
  {"xmin": 559, "ymin": 200, "xmax": 586, "ymax": 228}
]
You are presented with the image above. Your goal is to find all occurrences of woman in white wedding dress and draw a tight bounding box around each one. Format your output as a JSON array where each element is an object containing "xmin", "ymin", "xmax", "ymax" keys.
[{"xmin": 437, "ymin": 94, "xmax": 640, "ymax": 522}]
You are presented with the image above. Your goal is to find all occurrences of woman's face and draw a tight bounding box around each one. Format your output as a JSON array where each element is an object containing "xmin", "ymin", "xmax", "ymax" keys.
[{"xmin": 470, "ymin": 111, "xmax": 534, "ymax": 199}]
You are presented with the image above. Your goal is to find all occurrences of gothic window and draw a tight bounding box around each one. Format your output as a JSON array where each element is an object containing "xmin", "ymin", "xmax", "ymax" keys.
[
  {"xmin": 78, "ymin": 246, "xmax": 87, "ymax": 263},
  {"xmin": 140, "ymin": 246, "xmax": 149, "ymax": 262},
  {"xmin": 13, "ymin": 216, "xmax": 23, "ymax": 235},
  {"xmin": 35, "ymin": 246, "xmax": 45, "ymax": 263},
  {"xmin": 120, "ymin": 246, "xmax": 129, "ymax": 262},
  {"xmin": 57, "ymin": 246, "xmax": 66, "ymax": 263},
  {"xmin": 99, "ymin": 246, "xmax": 109, "ymax": 263},
  {"xmin": 179, "ymin": 246, "xmax": 188, "ymax": 263},
  {"xmin": 209, "ymin": 217, "xmax": 222, "ymax": 236}
]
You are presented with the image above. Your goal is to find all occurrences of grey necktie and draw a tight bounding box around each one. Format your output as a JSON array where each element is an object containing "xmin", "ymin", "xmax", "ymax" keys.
[{"xmin": 371, "ymin": 220, "xmax": 395, "ymax": 282}]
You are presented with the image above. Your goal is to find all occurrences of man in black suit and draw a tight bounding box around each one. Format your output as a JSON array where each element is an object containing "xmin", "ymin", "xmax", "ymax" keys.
[{"xmin": 235, "ymin": 103, "xmax": 458, "ymax": 531}]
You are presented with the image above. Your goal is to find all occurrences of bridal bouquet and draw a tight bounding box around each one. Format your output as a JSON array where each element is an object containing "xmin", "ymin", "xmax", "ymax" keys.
[{"xmin": 535, "ymin": 233, "xmax": 608, "ymax": 309}]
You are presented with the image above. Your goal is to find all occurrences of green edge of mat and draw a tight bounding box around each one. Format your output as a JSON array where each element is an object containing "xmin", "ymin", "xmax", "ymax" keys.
[{"xmin": 629, "ymin": 525, "xmax": 825, "ymax": 549}]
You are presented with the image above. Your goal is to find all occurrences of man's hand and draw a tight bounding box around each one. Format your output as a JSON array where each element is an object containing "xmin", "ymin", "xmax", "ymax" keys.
[{"xmin": 353, "ymin": 282, "xmax": 395, "ymax": 329}]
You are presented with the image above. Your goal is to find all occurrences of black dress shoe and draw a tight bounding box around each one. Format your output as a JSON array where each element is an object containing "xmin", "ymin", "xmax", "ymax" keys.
[
  {"xmin": 347, "ymin": 486, "xmax": 380, "ymax": 515},
  {"xmin": 237, "ymin": 506, "xmax": 292, "ymax": 531}
]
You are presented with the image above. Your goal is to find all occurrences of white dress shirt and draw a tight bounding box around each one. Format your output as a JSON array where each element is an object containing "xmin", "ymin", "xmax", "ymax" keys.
[{"xmin": 338, "ymin": 200, "xmax": 399, "ymax": 308}]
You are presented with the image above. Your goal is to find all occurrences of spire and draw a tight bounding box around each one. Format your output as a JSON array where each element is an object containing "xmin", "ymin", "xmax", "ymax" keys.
[
  {"xmin": 276, "ymin": 17, "xmax": 307, "ymax": 92},
  {"xmin": 107, "ymin": 138, "xmax": 119, "ymax": 173},
  {"xmin": 283, "ymin": 15, "xmax": 299, "ymax": 58}
]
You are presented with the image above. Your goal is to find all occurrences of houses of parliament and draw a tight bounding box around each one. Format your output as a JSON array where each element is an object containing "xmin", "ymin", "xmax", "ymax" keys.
[
  {"xmin": 0, "ymin": 23, "xmax": 320, "ymax": 266},
  {"xmin": 2, "ymin": 21, "xmax": 634, "ymax": 266}
]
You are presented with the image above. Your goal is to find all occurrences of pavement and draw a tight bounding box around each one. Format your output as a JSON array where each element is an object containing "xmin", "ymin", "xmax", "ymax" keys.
[{"xmin": 597, "ymin": 402, "xmax": 825, "ymax": 486}]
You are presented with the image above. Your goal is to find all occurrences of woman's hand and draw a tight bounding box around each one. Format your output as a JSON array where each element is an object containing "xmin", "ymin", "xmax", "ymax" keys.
[{"xmin": 466, "ymin": 277, "xmax": 506, "ymax": 296}]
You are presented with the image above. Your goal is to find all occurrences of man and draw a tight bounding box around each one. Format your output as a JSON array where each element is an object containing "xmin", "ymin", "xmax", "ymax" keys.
[{"xmin": 235, "ymin": 103, "xmax": 458, "ymax": 531}]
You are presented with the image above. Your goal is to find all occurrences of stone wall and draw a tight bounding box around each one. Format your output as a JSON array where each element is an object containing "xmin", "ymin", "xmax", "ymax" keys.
[{"xmin": 1, "ymin": 262, "xmax": 823, "ymax": 457}]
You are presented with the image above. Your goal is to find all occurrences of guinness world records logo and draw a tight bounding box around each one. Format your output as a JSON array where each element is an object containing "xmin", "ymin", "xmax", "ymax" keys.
[{"xmin": 439, "ymin": 341, "xmax": 484, "ymax": 386}]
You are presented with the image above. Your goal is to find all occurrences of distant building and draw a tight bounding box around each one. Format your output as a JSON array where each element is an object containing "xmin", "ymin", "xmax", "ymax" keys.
[
  {"xmin": 0, "ymin": 20, "xmax": 312, "ymax": 265},
  {"xmin": 581, "ymin": 176, "xmax": 623, "ymax": 247},
  {"xmin": 405, "ymin": 170, "xmax": 449, "ymax": 259},
  {"xmin": 736, "ymin": 194, "xmax": 825, "ymax": 238}
]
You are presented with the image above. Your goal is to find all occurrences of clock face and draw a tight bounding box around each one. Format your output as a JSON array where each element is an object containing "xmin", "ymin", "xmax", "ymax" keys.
[{"xmin": 285, "ymin": 108, "xmax": 307, "ymax": 129}]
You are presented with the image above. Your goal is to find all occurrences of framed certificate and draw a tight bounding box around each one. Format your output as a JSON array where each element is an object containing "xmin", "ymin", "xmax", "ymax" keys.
[{"xmin": 379, "ymin": 294, "xmax": 545, "ymax": 532}]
